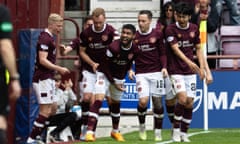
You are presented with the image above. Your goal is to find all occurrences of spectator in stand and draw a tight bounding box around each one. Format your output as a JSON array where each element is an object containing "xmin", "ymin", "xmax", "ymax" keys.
[
  {"xmin": 192, "ymin": 0, "xmax": 220, "ymax": 68},
  {"xmin": 214, "ymin": 0, "xmax": 240, "ymax": 25},
  {"xmin": 156, "ymin": 1, "xmax": 175, "ymax": 33}
]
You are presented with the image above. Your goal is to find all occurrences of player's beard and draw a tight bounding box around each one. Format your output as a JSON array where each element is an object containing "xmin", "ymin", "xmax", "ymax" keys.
[{"xmin": 121, "ymin": 38, "xmax": 132, "ymax": 48}]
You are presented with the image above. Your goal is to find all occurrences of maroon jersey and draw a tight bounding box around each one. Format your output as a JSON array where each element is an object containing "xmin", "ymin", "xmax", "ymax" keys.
[
  {"xmin": 104, "ymin": 39, "xmax": 139, "ymax": 82},
  {"xmin": 80, "ymin": 24, "xmax": 118, "ymax": 73},
  {"xmin": 33, "ymin": 30, "xmax": 56, "ymax": 82},
  {"xmin": 165, "ymin": 22, "xmax": 200, "ymax": 75},
  {"xmin": 134, "ymin": 28, "xmax": 166, "ymax": 74}
]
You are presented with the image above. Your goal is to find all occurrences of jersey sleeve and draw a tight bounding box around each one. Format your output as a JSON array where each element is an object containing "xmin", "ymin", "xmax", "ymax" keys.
[
  {"xmin": 69, "ymin": 37, "xmax": 80, "ymax": 50},
  {"xmin": 37, "ymin": 32, "xmax": 52, "ymax": 52},
  {"xmin": 79, "ymin": 31, "xmax": 88, "ymax": 47},
  {"xmin": 165, "ymin": 26, "xmax": 178, "ymax": 46},
  {"xmin": 194, "ymin": 25, "xmax": 201, "ymax": 45}
]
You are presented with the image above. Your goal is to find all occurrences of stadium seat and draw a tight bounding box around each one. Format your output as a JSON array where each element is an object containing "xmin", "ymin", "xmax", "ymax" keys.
[
  {"xmin": 219, "ymin": 59, "xmax": 240, "ymax": 69},
  {"xmin": 221, "ymin": 40, "xmax": 240, "ymax": 55},
  {"xmin": 219, "ymin": 25, "xmax": 240, "ymax": 69},
  {"xmin": 220, "ymin": 25, "xmax": 240, "ymax": 38}
]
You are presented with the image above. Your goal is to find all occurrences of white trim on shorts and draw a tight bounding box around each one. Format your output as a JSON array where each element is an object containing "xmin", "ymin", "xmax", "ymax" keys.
[
  {"xmin": 33, "ymin": 78, "xmax": 56, "ymax": 104},
  {"xmin": 136, "ymin": 72, "xmax": 166, "ymax": 98},
  {"xmin": 81, "ymin": 70, "xmax": 96, "ymax": 94},
  {"xmin": 170, "ymin": 74, "xmax": 197, "ymax": 98}
]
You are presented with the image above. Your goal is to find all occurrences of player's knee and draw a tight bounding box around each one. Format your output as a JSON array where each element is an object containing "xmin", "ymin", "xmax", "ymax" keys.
[
  {"xmin": 82, "ymin": 93, "xmax": 93, "ymax": 102},
  {"xmin": 185, "ymin": 98, "xmax": 194, "ymax": 108},
  {"xmin": 166, "ymin": 98, "xmax": 176, "ymax": 106},
  {"xmin": 138, "ymin": 100, "xmax": 148, "ymax": 108}
]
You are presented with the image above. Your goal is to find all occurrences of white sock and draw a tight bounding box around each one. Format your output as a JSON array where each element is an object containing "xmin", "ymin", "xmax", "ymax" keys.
[
  {"xmin": 139, "ymin": 124, "xmax": 145, "ymax": 132},
  {"xmin": 26, "ymin": 137, "xmax": 35, "ymax": 143},
  {"xmin": 112, "ymin": 129, "xmax": 119, "ymax": 133},
  {"xmin": 155, "ymin": 129, "xmax": 161, "ymax": 136}
]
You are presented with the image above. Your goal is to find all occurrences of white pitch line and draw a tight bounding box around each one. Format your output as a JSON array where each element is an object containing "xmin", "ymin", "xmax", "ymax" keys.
[{"xmin": 156, "ymin": 130, "xmax": 211, "ymax": 144}]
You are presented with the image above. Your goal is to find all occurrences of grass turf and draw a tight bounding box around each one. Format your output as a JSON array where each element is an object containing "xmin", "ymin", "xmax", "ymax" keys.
[{"xmin": 50, "ymin": 129, "xmax": 240, "ymax": 144}]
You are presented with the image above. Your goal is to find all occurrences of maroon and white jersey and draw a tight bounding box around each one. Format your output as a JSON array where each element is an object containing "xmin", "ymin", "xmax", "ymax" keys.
[
  {"xmin": 80, "ymin": 24, "xmax": 118, "ymax": 73},
  {"xmin": 165, "ymin": 22, "xmax": 200, "ymax": 75},
  {"xmin": 33, "ymin": 29, "xmax": 56, "ymax": 82},
  {"xmin": 134, "ymin": 28, "xmax": 166, "ymax": 74},
  {"xmin": 69, "ymin": 37, "xmax": 80, "ymax": 53},
  {"xmin": 105, "ymin": 39, "xmax": 139, "ymax": 82}
]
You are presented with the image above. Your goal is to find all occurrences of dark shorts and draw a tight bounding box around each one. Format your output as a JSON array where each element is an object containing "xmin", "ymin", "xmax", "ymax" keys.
[{"xmin": 0, "ymin": 71, "xmax": 9, "ymax": 117}]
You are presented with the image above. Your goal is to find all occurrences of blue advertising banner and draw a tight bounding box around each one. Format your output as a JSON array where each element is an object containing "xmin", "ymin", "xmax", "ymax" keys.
[
  {"xmin": 102, "ymin": 71, "xmax": 240, "ymax": 128},
  {"xmin": 102, "ymin": 75, "xmax": 150, "ymax": 112}
]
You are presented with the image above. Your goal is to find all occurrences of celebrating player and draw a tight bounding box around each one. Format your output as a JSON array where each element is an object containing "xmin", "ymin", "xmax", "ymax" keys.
[
  {"xmin": 165, "ymin": 2, "xmax": 206, "ymax": 142},
  {"xmin": 129, "ymin": 10, "xmax": 168, "ymax": 141}
]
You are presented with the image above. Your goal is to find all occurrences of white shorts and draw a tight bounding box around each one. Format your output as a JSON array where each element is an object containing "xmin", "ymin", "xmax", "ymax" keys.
[
  {"xmin": 81, "ymin": 70, "xmax": 96, "ymax": 94},
  {"xmin": 79, "ymin": 81, "xmax": 83, "ymax": 97},
  {"xmin": 95, "ymin": 71, "xmax": 110, "ymax": 96},
  {"xmin": 170, "ymin": 74, "xmax": 196, "ymax": 98},
  {"xmin": 109, "ymin": 78, "xmax": 125, "ymax": 101},
  {"xmin": 33, "ymin": 78, "xmax": 57, "ymax": 104},
  {"xmin": 136, "ymin": 72, "xmax": 166, "ymax": 98}
]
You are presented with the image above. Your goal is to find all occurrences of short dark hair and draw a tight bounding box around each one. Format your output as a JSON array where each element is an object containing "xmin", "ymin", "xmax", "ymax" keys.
[
  {"xmin": 174, "ymin": 2, "xmax": 193, "ymax": 16},
  {"xmin": 122, "ymin": 24, "xmax": 136, "ymax": 34},
  {"xmin": 138, "ymin": 10, "xmax": 153, "ymax": 20},
  {"xmin": 83, "ymin": 15, "xmax": 93, "ymax": 24}
]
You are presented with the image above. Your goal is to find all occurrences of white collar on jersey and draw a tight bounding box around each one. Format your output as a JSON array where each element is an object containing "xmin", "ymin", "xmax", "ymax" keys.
[
  {"xmin": 138, "ymin": 27, "xmax": 153, "ymax": 35},
  {"xmin": 92, "ymin": 23, "xmax": 107, "ymax": 33},
  {"xmin": 45, "ymin": 28, "xmax": 53, "ymax": 37},
  {"xmin": 176, "ymin": 22, "xmax": 190, "ymax": 30}
]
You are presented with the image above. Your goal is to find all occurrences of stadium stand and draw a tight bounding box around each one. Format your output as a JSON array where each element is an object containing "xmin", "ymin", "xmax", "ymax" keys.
[
  {"xmin": 219, "ymin": 25, "xmax": 240, "ymax": 69},
  {"xmin": 220, "ymin": 0, "xmax": 240, "ymax": 25}
]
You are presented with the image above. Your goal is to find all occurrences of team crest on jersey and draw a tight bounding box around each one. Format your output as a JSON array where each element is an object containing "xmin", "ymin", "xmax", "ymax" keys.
[
  {"xmin": 88, "ymin": 37, "xmax": 93, "ymax": 41},
  {"xmin": 128, "ymin": 53, "xmax": 134, "ymax": 60},
  {"xmin": 177, "ymin": 33, "xmax": 182, "ymax": 38},
  {"xmin": 150, "ymin": 37, "xmax": 156, "ymax": 43},
  {"xmin": 134, "ymin": 39, "xmax": 139, "ymax": 44},
  {"xmin": 190, "ymin": 32, "xmax": 195, "ymax": 38},
  {"xmin": 102, "ymin": 35, "xmax": 108, "ymax": 41}
]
